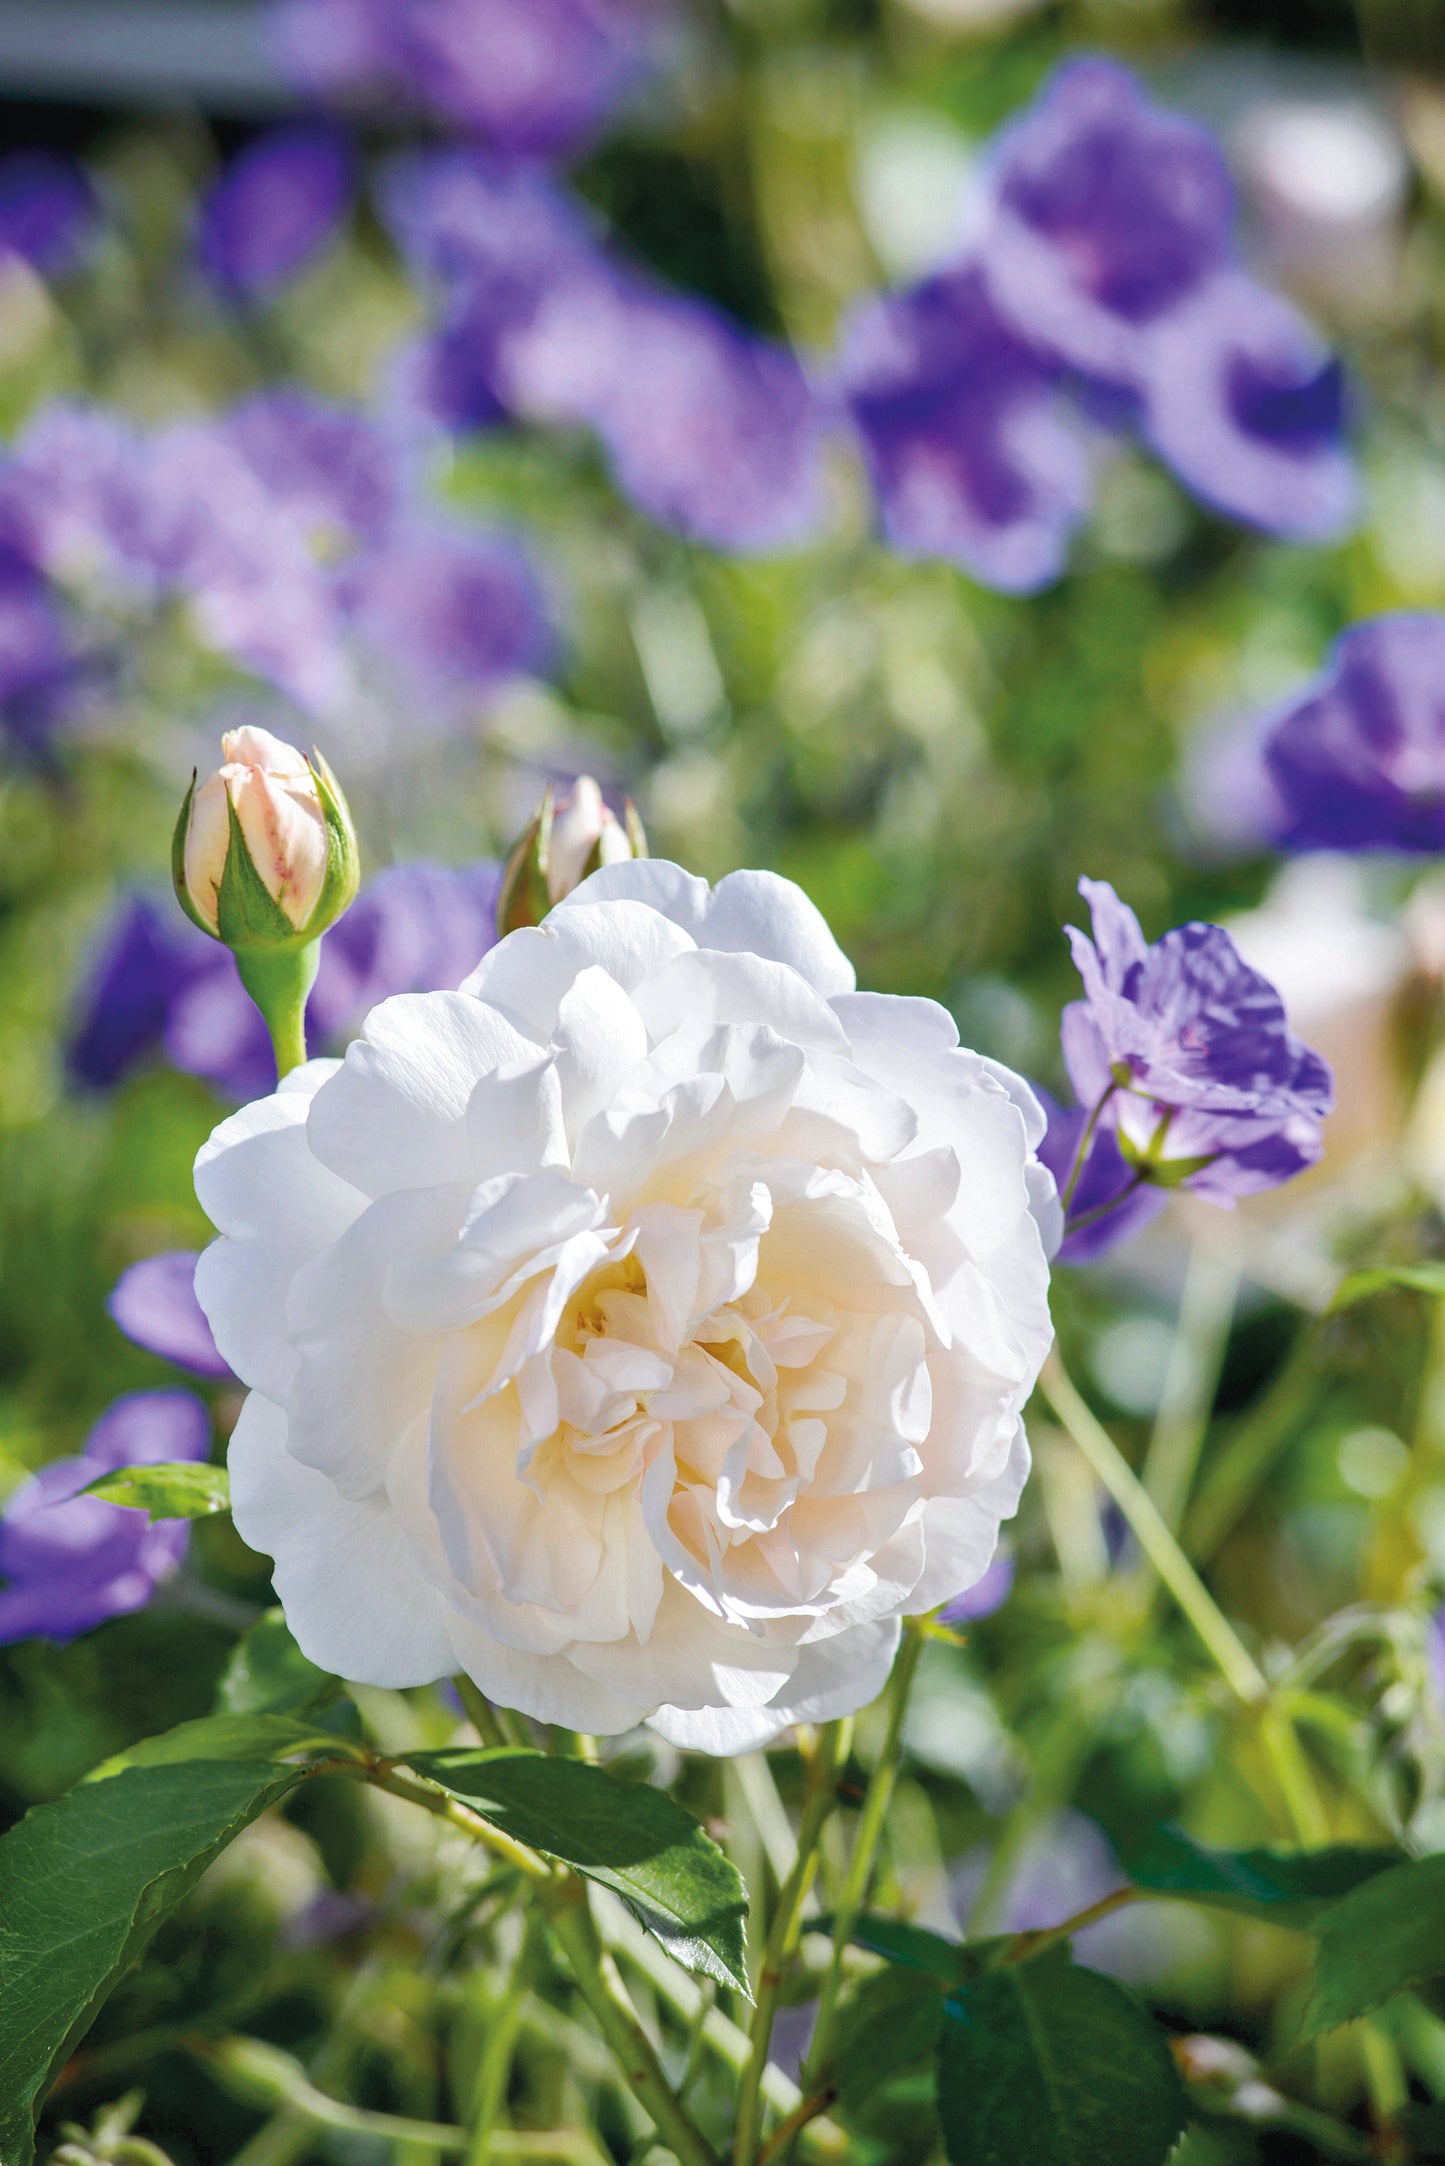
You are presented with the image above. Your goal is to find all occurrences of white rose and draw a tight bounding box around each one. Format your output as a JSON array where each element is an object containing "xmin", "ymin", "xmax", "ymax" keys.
[{"xmin": 197, "ymin": 862, "xmax": 1055, "ymax": 1752}]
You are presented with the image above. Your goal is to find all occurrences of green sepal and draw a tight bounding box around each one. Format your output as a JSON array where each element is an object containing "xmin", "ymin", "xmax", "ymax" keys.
[
  {"xmin": 495, "ymin": 785, "xmax": 556, "ymax": 936},
  {"xmin": 305, "ymin": 747, "xmax": 360, "ymax": 937},
  {"xmin": 215, "ymin": 787, "xmax": 304, "ymax": 951},
  {"xmin": 171, "ymin": 771, "xmax": 213, "ymax": 935},
  {"xmin": 624, "ymin": 798, "xmax": 648, "ymax": 858}
]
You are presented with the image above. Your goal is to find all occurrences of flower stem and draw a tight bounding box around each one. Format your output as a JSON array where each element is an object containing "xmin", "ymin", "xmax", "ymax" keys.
[
  {"xmin": 803, "ymin": 1625, "xmax": 925, "ymax": 2091},
  {"xmin": 732, "ymin": 1721, "xmax": 850, "ymax": 2166},
  {"xmin": 453, "ymin": 1675, "xmax": 516, "ymax": 1753},
  {"xmin": 540, "ymin": 1877, "xmax": 724, "ymax": 2166},
  {"xmin": 467, "ymin": 1915, "xmax": 543, "ymax": 2165},
  {"xmin": 1038, "ymin": 1353, "xmax": 1268, "ymax": 1706},
  {"xmin": 234, "ymin": 941, "xmax": 319, "ymax": 1082},
  {"xmin": 1059, "ymin": 1083, "xmax": 1117, "ymax": 1212}
]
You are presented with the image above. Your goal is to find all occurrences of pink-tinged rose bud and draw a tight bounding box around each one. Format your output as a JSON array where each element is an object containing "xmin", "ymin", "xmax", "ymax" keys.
[
  {"xmin": 496, "ymin": 775, "xmax": 647, "ymax": 935},
  {"xmin": 181, "ymin": 726, "xmax": 329, "ymax": 937}
]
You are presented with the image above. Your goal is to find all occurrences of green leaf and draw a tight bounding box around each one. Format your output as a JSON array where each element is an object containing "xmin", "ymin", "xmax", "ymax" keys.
[
  {"xmin": 1330, "ymin": 1262, "xmax": 1445, "ymax": 1312},
  {"xmin": 1121, "ymin": 1825, "xmax": 1402, "ymax": 1927},
  {"xmin": 86, "ymin": 1713, "xmax": 357, "ymax": 1779},
  {"xmin": 0, "ymin": 1757, "xmax": 313, "ymax": 2166},
  {"xmin": 936, "ymin": 1954, "xmax": 1187, "ymax": 2166},
  {"xmin": 1303, "ymin": 1853, "xmax": 1445, "ymax": 2037},
  {"xmin": 82, "ymin": 1460, "xmax": 231, "ymax": 1520},
  {"xmin": 217, "ymin": 1608, "xmax": 335, "ymax": 1717},
  {"xmin": 831, "ymin": 1965, "xmax": 946, "ymax": 2113},
  {"xmin": 830, "ymin": 1911, "xmax": 966, "ymax": 1980},
  {"xmin": 408, "ymin": 1747, "xmax": 749, "ymax": 1996}
]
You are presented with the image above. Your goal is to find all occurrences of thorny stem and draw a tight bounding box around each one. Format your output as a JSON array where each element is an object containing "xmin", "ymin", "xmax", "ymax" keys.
[
  {"xmin": 349, "ymin": 1758, "xmax": 723, "ymax": 2166},
  {"xmin": 732, "ymin": 1721, "xmax": 850, "ymax": 2166},
  {"xmin": 803, "ymin": 1624, "xmax": 926, "ymax": 2091}
]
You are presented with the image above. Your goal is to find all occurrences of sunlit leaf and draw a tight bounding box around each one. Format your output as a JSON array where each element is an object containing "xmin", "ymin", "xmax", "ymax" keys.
[
  {"xmin": 1330, "ymin": 1263, "xmax": 1445, "ymax": 1312},
  {"xmin": 82, "ymin": 1460, "xmax": 230, "ymax": 1520}
]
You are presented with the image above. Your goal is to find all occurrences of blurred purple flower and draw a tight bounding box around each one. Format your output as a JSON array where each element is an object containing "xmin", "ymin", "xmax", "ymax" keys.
[
  {"xmin": 1142, "ymin": 273, "xmax": 1355, "ymax": 540},
  {"xmin": 108, "ymin": 1252, "xmax": 232, "ymax": 1380},
  {"xmin": 980, "ymin": 58, "xmax": 1234, "ymax": 385},
  {"xmin": 271, "ymin": 0, "xmax": 652, "ymax": 159},
  {"xmin": 70, "ymin": 862, "xmax": 501, "ymax": 1101},
  {"xmin": 341, "ymin": 517, "xmax": 554, "ymax": 703},
  {"xmin": 939, "ymin": 1550, "xmax": 1015, "ymax": 1625},
  {"xmin": 953, "ymin": 1811, "xmax": 1171, "ymax": 1982},
  {"xmin": 0, "ymin": 150, "xmax": 95, "ymax": 278},
  {"xmin": 1, "ymin": 404, "xmax": 160, "ymax": 601},
  {"xmin": 1261, "ymin": 614, "xmax": 1445, "ymax": 853},
  {"xmin": 225, "ymin": 386, "xmax": 399, "ymax": 546},
  {"xmin": 384, "ymin": 149, "xmax": 825, "ymax": 552},
  {"xmin": 198, "ymin": 123, "xmax": 355, "ymax": 300},
  {"xmin": 0, "ymin": 1391, "xmax": 210, "ymax": 1645},
  {"xmin": 0, "ymin": 542, "xmax": 93, "ymax": 755},
  {"xmin": 836, "ymin": 267, "xmax": 1091, "ymax": 592},
  {"xmin": 1036, "ymin": 1088, "xmax": 1166, "ymax": 1262},
  {"xmin": 1060, "ymin": 875, "xmax": 1333, "ymax": 1213}
]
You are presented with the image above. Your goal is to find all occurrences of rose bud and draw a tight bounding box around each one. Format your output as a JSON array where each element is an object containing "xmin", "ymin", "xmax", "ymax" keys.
[
  {"xmin": 173, "ymin": 725, "xmax": 359, "ymax": 1078},
  {"xmin": 495, "ymin": 775, "xmax": 646, "ymax": 936}
]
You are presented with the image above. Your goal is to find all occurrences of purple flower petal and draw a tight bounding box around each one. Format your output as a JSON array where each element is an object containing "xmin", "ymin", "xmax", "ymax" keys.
[
  {"xmin": 198, "ymin": 123, "xmax": 355, "ymax": 299},
  {"xmin": 271, "ymin": 0, "xmax": 653, "ymax": 159},
  {"xmin": 0, "ymin": 150, "xmax": 95, "ymax": 278},
  {"xmin": 1141, "ymin": 273, "xmax": 1355, "ymax": 541},
  {"xmin": 1262, "ymin": 613, "xmax": 1445, "ymax": 854},
  {"xmin": 0, "ymin": 1390, "xmax": 209, "ymax": 1645},
  {"xmin": 108, "ymin": 1253, "xmax": 233, "ymax": 1380},
  {"xmin": 1036, "ymin": 1089, "xmax": 1167, "ymax": 1261},
  {"xmin": 225, "ymin": 387, "xmax": 399, "ymax": 546},
  {"xmin": 1058, "ymin": 876, "xmax": 1333, "ymax": 1208},
  {"xmin": 836, "ymin": 267, "xmax": 1091, "ymax": 592},
  {"xmin": 341, "ymin": 516, "xmax": 554, "ymax": 703},
  {"xmin": 980, "ymin": 58, "xmax": 1235, "ymax": 383},
  {"xmin": 939, "ymin": 1550, "xmax": 1015, "ymax": 1624}
]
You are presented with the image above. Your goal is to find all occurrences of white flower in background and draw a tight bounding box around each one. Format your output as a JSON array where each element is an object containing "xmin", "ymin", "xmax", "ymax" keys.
[{"xmin": 197, "ymin": 862, "xmax": 1055, "ymax": 1751}]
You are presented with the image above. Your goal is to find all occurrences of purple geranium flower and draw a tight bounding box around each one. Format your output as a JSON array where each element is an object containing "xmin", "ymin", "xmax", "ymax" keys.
[
  {"xmin": 0, "ymin": 1391, "xmax": 210, "ymax": 1645},
  {"xmin": 198, "ymin": 123, "xmax": 355, "ymax": 300},
  {"xmin": 1056, "ymin": 876, "xmax": 1333, "ymax": 1226},
  {"xmin": 980, "ymin": 58, "xmax": 1235, "ymax": 385},
  {"xmin": 108, "ymin": 1252, "xmax": 233, "ymax": 1380},
  {"xmin": 1141, "ymin": 273, "xmax": 1355, "ymax": 541},
  {"xmin": 0, "ymin": 541, "xmax": 93, "ymax": 755},
  {"xmin": 225, "ymin": 387, "xmax": 399, "ymax": 547},
  {"xmin": 0, "ymin": 150, "xmax": 95, "ymax": 278},
  {"xmin": 1261, "ymin": 614, "xmax": 1445, "ymax": 854},
  {"xmin": 70, "ymin": 862, "xmax": 501, "ymax": 1102},
  {"xmin": 271, "ymin": 0, "xmax": 652, "ymax": 159},
  {"xmin": 836, "ymin": 266, "xmax": 1091, "ymax": 592},
  {"xmin": 341, "ymin": 516, "xmax": 554, "ymax": 704}
]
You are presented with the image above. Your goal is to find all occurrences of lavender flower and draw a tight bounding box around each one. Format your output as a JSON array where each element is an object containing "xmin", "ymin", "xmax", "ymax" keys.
[
  {"xmin": 979, "ymin": 58, "xmax": 1235, "ymax": 384},
  {"xmin": 836, "ymin": 266, "xmax": 1091, "ymax": 592},
  {"xmin": 108, "ymin": 1252, "xmax": 233, "ymax": 1380},
  {"xmin": 271, "ymin": 0, "xmax": 652, "ymax": 159},
  {"xmin": 1141, "ymin": 273, "xmax": 1355, "ymax": 540},
  {"xmin": 1053, "ymin": 878, "xmax": 1332, "ymax": 1243},
  {"xmin": 0, "ymin": 542, "xmax": 90, "ymax": 755},
  {"xmin": 0, "ymin": 150, "xmax": 95, "ymax": 278},
  {"xmin": 198, "ymin": 123, "xmax": 355, "ymax": 300},
  {"xmin": 1261, "ymin": 614, "xmax": 1445, "ymax": 854},
  {"xmin": 70, "ymin": 862, "xmax": 501, "ymax": 1101},
  {"xmin": 225, "ymin": 387, "xmax": 398, "ymax": 545},
  {"xmin": 0, "ymin": 1391, "xmax": 210, "ymax": 1645}
]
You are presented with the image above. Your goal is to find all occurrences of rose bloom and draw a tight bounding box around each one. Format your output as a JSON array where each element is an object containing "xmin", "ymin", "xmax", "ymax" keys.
[{"xmin": 197, "ymin": 863, "xmax": 1055, "ymax": 1751}]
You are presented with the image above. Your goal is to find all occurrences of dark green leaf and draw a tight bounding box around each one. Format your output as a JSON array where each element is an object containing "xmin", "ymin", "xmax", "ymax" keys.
[
  {"xmin": 1330, "ymin": 1263, "xmax": 1445, "ymax": 1312},
  {"xmin": 937, "ymin": 1955, "xmax": 1187, "ymax": 2166},
  {"xmin": 408, "ymin": 1747, "xmax": 748, "ymax": 1996},
  {"xmin": 81, "ymin": 1460, "xmax": 230, "ymax": 1520},
  {"xmin": 0, "ymin": 1758, "xmax": 312, "ymax": 2166},
  {"xmin": 1121, "ymin": 1825, "xmax": 1401, "ymax": 1926},
  {"xmin": 831, "ymin": 1965, "xmax": 946, "ymax": 2113},
  {"xmin": 834, "ymin": 1911, "xmax": 966, "ymax": 1980},
  {"xmin": 1303, "ymin": 1853, "xmax": 1445, "ymax": 2037},
  {"xmin": 86, "ymin": 1713, "xmax": 357, "ymax": 1779},
  {"xmin": 217, "ymin": 1608, "xmax": 335, "ymax": 1717}
]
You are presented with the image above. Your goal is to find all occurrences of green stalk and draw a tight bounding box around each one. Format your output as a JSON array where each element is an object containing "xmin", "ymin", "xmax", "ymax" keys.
[
  {"xmin": 234, "ymin": 941, "xmax": 319, "ymax": 1081},
  {"xmin": 453, "ymin": 1675, "xmax": 517, "ymax": 1753},
  {"xmin": 1039, "ymin": 1354, "xmax": 1268, "ymax": 1706},
  {"xmin": 803, "ymin": 1626, "xmax": 925, "ymax": 2091},
  {"xmin": 732, "ymin": 1721, "xmax": 849, "ymax": 2166},
  {"xmin": 467, "ymin": 1916, "xmax": 543, "ymax": 2165}
]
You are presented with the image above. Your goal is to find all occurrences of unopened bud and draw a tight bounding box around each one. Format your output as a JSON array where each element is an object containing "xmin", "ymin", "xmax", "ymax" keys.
[
  {"xmin": 496, "ymin": 775, "xmax": 646, "ymax": 937},
  {"xmin": 173, "ymin": 725, "xmax": 358, "ymax": 949},
  {"xmin": 172, "ymin": 725, "xmax": 359, "ymax": 1080}
]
